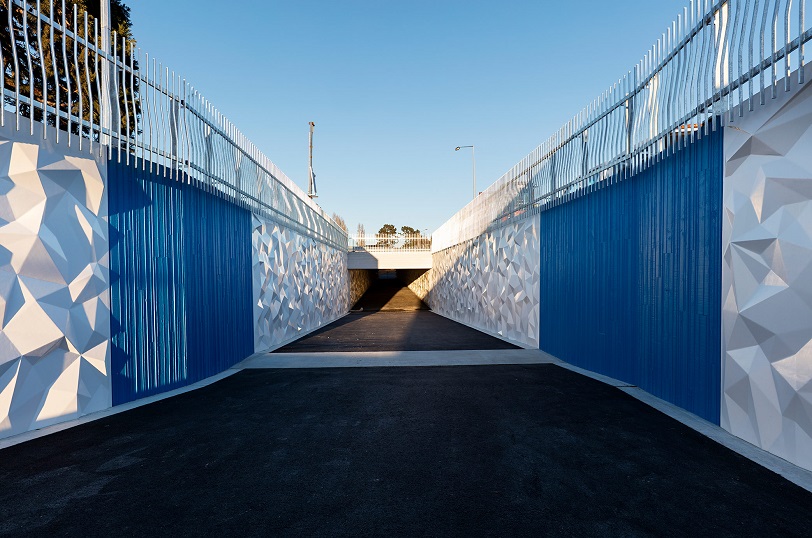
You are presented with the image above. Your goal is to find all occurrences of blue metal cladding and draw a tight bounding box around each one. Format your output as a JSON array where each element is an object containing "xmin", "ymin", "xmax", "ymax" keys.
[
  {"xmin": 538, "ymin": 130, "xmax": 723, "ymax": 423},
  {"xmin": 108, "ymin": 161, "xmax": 253, "ymax": 405}
]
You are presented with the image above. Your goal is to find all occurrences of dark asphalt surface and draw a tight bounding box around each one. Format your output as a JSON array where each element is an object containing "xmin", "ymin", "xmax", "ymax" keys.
[
  {"xmin": 278, "ymin": 279, "xmax": 517, "ymax": 353},
  {"xmin": 1, "ymin": 365, "xmax": 810, "ymax": 537}
]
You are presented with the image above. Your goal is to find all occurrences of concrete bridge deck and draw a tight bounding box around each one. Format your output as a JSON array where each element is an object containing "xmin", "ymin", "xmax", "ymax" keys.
[{"xmin": 1, "ymin": 280, "xmax": 811, "ymax": 536}]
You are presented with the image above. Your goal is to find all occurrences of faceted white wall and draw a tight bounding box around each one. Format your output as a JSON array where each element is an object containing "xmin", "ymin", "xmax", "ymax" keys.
[
  {"xmin": 252, "ymin": 215, "xmax": 349, "ymax": 351},
  {"xmin": 400, "ymin": 269, "xmax": 430, "ymax": 301},
  {"xmin": 427, "ymin": 215, "xmax": 540, "ymax": 347},
  {"xmin": 0, "ymin": 127, "xmax": 111, "ymax": 439},
  {"xmin": 722, "ymin": 74, "xmax": 812, "ymax": 471}
]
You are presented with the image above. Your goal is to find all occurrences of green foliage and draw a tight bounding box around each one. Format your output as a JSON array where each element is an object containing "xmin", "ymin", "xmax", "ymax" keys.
[{"xmin": 1, "ymin": 0, "xmax": 139, "ymax": 137}]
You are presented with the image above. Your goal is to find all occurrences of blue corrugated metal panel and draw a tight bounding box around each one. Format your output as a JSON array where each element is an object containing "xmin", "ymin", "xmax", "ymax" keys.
[
  {"xmin": 108, "ymin": 162, "xmax": 253, "ymax": 405},
  {"xmin": 538, "ymin": 131, "xmax": 723, "ymax": 423}
]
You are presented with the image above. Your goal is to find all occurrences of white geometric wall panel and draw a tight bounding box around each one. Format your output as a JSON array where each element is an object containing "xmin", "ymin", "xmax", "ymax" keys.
[
  {"xmin": 722, "ymin": 73, "xmax": 812, "ymax": 472},
  {"xmin": 252, "ymin": 215, "xmax": 349, "ymax": 352},
  {"xmin": 0, "ymin": 123, "xmax": 111, "ymax": 439},
  {"xmin": 400, "ymin": 269, "xmax": 430, "ymax": 301},
  {"xmin": 427, "ymin": 215, "xmax": 540, "ymax": 348}
]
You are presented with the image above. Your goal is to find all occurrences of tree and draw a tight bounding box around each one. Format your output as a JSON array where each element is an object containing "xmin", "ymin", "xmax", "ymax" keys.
[
  {"xmin": 401, "ymin": 225, "xmax": 430, "ymax": 250},
  {"xmin": 331, "ymin": 213, "xmax": 348, "ymax": 234},
  {"xmin": 376, "ymin": 223, "xmax": 397, "ymax": 248},
  {"xmin": 1, "ymin": 1, "xmax": 139, "ymax": 139},
  {"xmin": 356, "ymin": 223, "xmax": 365, "ymax": 247}
]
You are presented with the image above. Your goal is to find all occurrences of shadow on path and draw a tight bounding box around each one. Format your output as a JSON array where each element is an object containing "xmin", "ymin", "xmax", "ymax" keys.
[
  {"xmin": 352, "ymin": 278, "xmax": 428, "ymax": 311},
  {"xmin": 277, "ymin": 278, "xmax": 516, "ymax": 353}
]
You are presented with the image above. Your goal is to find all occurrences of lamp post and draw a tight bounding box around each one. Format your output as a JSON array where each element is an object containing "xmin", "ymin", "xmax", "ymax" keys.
[{"xmin": 455, "ymin": 145, "xmax": 476, "ymax": 200}]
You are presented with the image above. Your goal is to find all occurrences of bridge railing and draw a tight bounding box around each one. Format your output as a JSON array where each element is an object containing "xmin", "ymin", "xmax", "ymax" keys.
[
  {"xmin": 349, "ymin": 234, "xmax": 431, "ymax": 252},
  {"xmin": 433, "ymin": 0, "xmax": 811, "ymax": 252},
  {"xmin": 0, "ymin": 0, "xmax": 346, "ymax": 250}
]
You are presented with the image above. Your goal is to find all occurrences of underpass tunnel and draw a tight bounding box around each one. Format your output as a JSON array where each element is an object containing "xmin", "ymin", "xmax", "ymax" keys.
[{"xmin": 348, "ymin": 269, "xmax": 431, "ymax": 312}]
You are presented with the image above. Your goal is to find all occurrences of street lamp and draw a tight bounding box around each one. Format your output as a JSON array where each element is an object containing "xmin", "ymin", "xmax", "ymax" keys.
[{"xmin": 455, "ymin": 145, "xmax": 477, "ymax": 200}]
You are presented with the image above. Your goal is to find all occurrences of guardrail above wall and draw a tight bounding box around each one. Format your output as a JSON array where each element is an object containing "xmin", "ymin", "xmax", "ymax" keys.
[
  {"xmin": 432, "ymin": 0, "xmax": 811, "ymax": 252},
  {"xmin": 0, "ymin": 0, "xmax": 346, "ymax": 250},
  {"xmin": 348, "ymin": 234, "xmax": 431, "ymax": 252}
]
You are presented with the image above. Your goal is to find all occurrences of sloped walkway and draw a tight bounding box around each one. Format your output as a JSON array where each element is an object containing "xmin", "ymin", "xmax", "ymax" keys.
[
  {"xmin": 1, "ymin": 365, "xmax": 811, "ymax": 536},
  {"xmin": 2, "ymin": 280, "xmax": 812, "ymax": 536},
  {"xmin": 275, "ymin": 279, "xmax": 517, "ymax": 353}
]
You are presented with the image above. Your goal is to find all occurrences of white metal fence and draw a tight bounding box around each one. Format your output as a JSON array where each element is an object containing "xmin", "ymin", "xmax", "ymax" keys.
[
  {"xmin": 348, "ymin": 234, "xmax": 431, "ymax": 252},
  {"xmin": 433, "ymin": 0, "xmax": 811, "ymax": 252},
  {"xmin": 0, "ymin": 0, "xmax": 346, "ymax": 249}
]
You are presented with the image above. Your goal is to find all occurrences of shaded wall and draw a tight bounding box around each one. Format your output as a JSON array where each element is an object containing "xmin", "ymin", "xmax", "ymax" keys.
[
  {"xmin": 108, "ymin": 162, "xmax": 254, "ymax": 405},
  {"xmin": 349, "ymin": 269, "xmax": 374, "ymax": 308},
  {"xmin": 538, "ymin": 130, "xmax": 723, "ymax": 423}
]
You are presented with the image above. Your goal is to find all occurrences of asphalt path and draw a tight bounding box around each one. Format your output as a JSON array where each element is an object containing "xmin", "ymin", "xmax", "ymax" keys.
[{"xmin": 1, "ymin": 365, "xmax": 810, "ymax": 537}]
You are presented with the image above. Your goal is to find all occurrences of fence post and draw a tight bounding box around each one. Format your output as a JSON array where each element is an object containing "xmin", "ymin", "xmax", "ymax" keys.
[
  {"xmin": 99, "ymin": 0, "xmax": 115, "ymax": 148},
  {"xmin": 625, "ymin": 98, "xmax": 634, "ymax": 159}
]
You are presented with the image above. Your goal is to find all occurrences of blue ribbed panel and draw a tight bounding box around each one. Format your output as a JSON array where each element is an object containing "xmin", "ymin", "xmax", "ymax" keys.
[
  {"xmin": 108, "ymin": 161, "xmax": 253, "ymax": 405},
  {"xmin": 538, "ymin": 131, "xmax": 723, "ymax": 423}
]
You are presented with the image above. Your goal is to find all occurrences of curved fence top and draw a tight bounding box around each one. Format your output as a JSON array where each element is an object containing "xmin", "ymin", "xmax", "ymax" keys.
[
  {"xmin": 0, "ymin": 0, "xmax": 346, "ymax": 249},
  {"xmin": 432, "ymin": 0, "xmax": 811, "ymax": 252}
]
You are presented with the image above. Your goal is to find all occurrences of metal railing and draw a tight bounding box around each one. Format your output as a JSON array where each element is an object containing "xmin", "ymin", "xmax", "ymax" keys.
[
  {"xmin": 433, "ymin": 0, "xmax": 810, "ymax": 252},
  {"xmin": 348, "ymin": 234, "xmax": 431, "ymax": 252},
  {"xmin": 0, "ymin": 0, "xmax": 346, "ymax": 249}
]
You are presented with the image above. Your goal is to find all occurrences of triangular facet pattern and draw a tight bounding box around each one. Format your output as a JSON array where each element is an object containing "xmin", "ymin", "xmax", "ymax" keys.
[
  {"xmin": 0, "ymin": 128, "xmax": 111, "ymax": 441},
  {"xmin": 425, "ymin": 215, "xmax": 540, "ymax": 348},
  {"xmin": 723, "ymin": 75, "xmax": 812, "ymax": 472},
  {"xmin": 252, "ymin": 216, "xmax": 349, "ymax": 351}
]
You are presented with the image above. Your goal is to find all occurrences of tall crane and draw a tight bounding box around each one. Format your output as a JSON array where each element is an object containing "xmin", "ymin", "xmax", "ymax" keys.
[{"xmin": 308, "ymin": 121, "xmax": 317, "ymax": 199}]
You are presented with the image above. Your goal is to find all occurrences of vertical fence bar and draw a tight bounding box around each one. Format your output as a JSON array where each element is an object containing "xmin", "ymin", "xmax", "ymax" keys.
[
  {"xmin": 9, "ymin": 0, "xmax": 19, "ymax": 130},
  {"xmin": 772, "ymin": 0, "xmax": 780, "ymax": 98},
  {"xmin": 84, "ymin": 11, "xmax": 92, "ymax": 151},
  {"xmin": 748, "ymin": 0, "xmax": 757, "ymax": 110},
  {"xmin": 36, "ymin": 0, "xmax": 46, "ymax": 137},
  {"xmin": 72, "ymin": 3, "xmax": 82, "ymax": 149},
  {"xmin": 61, "ymin": 0, "xmax": 70, "ymax": 144},
  {"xmin": 801, "ymin": 0, "xmax": 806, "ymax": 83},
  {"xmin": 729, "ymin": 0, "xmax": 739, "ymax": 121},
  {"xmin": 785, "ymin": 0, "xmax": 794, "ymax": 91},
  {"xmin": 22, "ymin": 0, "xmax": 33, "ymax": 134},
  {"xmin": 49, "ymin": 0, "xmax": 58, "ymax": 139},
  {"xmin": 113, "ymin": 30, "xmax": 120, "ymax": 161}
]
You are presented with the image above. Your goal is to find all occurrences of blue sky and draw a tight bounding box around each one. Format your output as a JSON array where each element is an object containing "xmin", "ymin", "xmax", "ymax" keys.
[{"xmin": 130, "ymin": 1, "xmax": 688, "ymax": 234}]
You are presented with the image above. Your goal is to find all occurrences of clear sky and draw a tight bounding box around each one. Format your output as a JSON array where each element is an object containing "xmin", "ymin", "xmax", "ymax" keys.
[{"xmin": 130, "ymin": 1, "xmax": 688, "ymax": 235}]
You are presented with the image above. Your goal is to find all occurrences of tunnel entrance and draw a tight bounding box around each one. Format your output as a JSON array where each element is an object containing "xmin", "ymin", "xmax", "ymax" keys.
[
  {"xmin": 274, "ymin": 270, "xmax": 517, "ymax": 353},
  {"xmin": 351, "ymin": 272, "xmax": 429, "ymax": 312}
]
